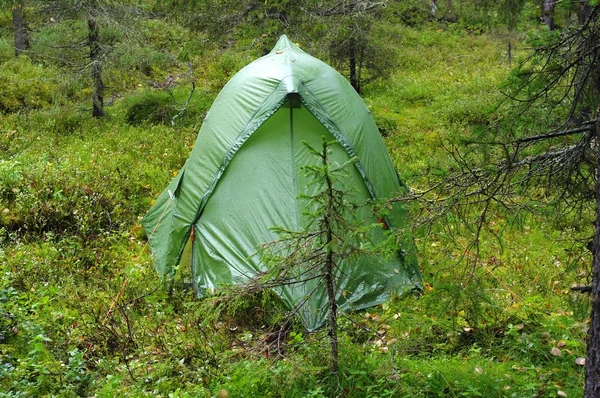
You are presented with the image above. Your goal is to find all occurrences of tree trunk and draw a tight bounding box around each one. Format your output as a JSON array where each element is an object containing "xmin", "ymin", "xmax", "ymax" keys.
[
  {"xmin": 88, "ymin": 11, "xmax": 104, "ymax": 118},
  {"xmin": 349, "ymin": 38, "xmax": 360, "ymax": 94},
  {"xmin": 12, "ymin": 0, "xmax": 30, "ymax": 56},
  {"xmin": 322, "ymin": 143, "xmax": 339, "ymax": 375},
  {"xmin": 579, "ymin": 4, "xmax": 594, "ymax": 25},
  {"xmin": 431, "ymin": 0, "xmax": 437, "ymax": 15},
  {"xmin": 542, "ymin": 0, "xmax": 556, "ymax": 30},
  {"xmin": 585, "ymin": 26, "xmax": 600, "ymax": 391},
  {"xmin": 585, "ymin": 117, "xmax": 600, "ymax": 397},
  {"xmin": 325, "ymin": 240, "xmax": 339, "ymax": 375}
]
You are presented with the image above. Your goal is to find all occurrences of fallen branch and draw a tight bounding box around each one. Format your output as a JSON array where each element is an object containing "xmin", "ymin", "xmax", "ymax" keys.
[
  {"xmin": 171, "ymin": 81, "xmax": 196, "ymax": 126},
  {"xmin": 571, "ymin": 285, "xmax": 592, "ymax": 293},
  {"xmin": 516, "ymin": 121, "xmax": 597, "ymax": 144}
]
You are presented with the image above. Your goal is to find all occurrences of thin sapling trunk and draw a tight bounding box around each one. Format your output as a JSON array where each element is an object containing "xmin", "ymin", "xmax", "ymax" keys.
[{"xmin": 321, "ymin": 142, "xmax": 339, "ymax": 375}]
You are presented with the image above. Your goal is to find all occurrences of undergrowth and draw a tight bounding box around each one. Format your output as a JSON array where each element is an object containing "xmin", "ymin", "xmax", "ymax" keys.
[{"xmin": 0, "ymin": 9, "xmax": 589, "ymax": 398}]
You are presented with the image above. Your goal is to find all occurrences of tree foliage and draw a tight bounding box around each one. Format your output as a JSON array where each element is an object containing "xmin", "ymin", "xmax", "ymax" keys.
[
  {"xmin": 157, "ymin": 0, "xmax": 391, "ymax": 93},
  {"xmin": 408, "ymin": 4, "xmax": 600, "ymax": 396},
  {"xmin": 412, "ymin": 5, "xmax": 600, "ymax": 227}
]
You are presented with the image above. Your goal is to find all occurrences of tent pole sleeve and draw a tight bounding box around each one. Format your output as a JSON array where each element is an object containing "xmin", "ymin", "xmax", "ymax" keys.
[{"xmin": 290, "ymin": 98, "xmax": 300, "ymax": 230}]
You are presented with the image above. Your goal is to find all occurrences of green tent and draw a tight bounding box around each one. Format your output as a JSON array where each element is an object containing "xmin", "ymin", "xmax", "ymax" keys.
[{"xmin": 142, "ymin": 35, "xmax": 421, "ymax": 330}]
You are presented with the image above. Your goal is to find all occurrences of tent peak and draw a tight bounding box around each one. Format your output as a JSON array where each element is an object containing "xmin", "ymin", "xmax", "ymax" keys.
[{"xmin": 271, "ymin": 35, "xmax": 304, "ymax": 54}]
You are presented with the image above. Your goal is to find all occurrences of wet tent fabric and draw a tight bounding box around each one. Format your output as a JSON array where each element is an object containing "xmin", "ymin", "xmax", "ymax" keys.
[{"xmin": 142, "ymin": 35, "xmax": 421, "ymax": 330}]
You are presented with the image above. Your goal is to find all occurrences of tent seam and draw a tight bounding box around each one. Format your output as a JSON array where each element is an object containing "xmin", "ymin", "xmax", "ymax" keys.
[{"xmin": 190, "ymin": 86, "xmax": 290, "ymax": 227}]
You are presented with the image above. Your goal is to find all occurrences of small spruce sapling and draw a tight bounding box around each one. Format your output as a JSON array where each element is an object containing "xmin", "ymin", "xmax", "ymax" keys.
[{"xmin": 233, "ymin": 137, "xmax": 397, "ymax": 375}]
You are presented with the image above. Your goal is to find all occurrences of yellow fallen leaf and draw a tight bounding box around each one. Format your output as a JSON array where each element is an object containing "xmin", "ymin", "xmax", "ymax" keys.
[
  {"xmin": 550, "ymin": 347, "xmax": 562, "ymax": 356},
  {"xmin": 218, "ymin": 389, "xmax": 229, "ymax": 398}
]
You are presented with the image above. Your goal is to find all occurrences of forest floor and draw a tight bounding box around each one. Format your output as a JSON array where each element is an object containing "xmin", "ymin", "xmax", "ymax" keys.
[{"xmin": 0, "ymin": 17, "xmax": 591, "ymax": 397}]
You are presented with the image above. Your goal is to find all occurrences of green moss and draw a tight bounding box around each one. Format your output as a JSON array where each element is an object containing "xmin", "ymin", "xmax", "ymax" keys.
[
  {"xmin": 0, "ymin": 11, "xmax": 591, "ymax": 397},
  {"xmin": 0, "ymin": 57, "xmax": 61, "ymax": 113}
]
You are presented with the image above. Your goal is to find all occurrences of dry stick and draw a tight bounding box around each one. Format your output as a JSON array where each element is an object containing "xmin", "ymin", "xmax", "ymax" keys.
[
  {"xmin": 102, "ymin": 277, "xmax": 129, "ymax": 325},
  {"xmin": 452, "ymin": 235, "xmax": 523, "ymax": 303},
  {"xmin": 171, "ymin": 81, "xmax": 196, "ymax": 126},
  {"xmin": 102, "ymin": 198, "xmax": 173, "ymax": 325},
  {"xmin": 516, "ymin": 122, "xmax": 595, "ymax": 144},
  {"xmin": 479, "ymin": 260, "xmax": 523, "ymax": 303}
]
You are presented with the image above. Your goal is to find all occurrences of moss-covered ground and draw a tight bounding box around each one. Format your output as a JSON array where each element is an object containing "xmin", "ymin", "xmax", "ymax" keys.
[{"xmin": 0, "ymin": 10, "xmax": 590, "ymax": 397}]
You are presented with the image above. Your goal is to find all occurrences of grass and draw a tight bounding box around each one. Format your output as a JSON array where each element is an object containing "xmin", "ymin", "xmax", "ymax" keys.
[{"xmin": 0, "ymin": 12, "xmax": 591, "ymax": 398}]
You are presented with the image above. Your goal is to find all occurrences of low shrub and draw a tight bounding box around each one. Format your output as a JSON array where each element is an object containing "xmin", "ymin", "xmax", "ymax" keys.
[
  {"xmin": 373, "ymin": 112, "xmax": 399, "ymax": 137},
  {"xmin": 0, "ymin": 57, "xmax": 60, "ymax": 113},
  {"xmin": 125, "ymin": 91, "xmax": 179, "ymax": 126}
]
